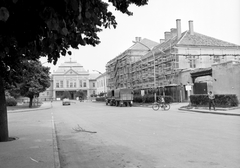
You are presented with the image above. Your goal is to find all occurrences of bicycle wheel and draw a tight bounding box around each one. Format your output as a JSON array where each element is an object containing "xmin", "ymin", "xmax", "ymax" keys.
[
  {"xmin": 152, "ymin": 103, "xmax": 160, "ymax": 111},
  {"xmin": 163, "ymin": 103, "xmax": 170, "ymax": 111}
]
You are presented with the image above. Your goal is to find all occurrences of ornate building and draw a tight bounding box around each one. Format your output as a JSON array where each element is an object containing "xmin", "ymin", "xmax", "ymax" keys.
[{"xmin": 39, "ymin": 60, "xmax": 100, "ymax": 100}]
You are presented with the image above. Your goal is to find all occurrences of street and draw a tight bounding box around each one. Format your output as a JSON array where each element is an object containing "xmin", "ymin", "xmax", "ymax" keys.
[{"xmin": 50, "ymin": 101, "xmax": 240, "ymax": 168}]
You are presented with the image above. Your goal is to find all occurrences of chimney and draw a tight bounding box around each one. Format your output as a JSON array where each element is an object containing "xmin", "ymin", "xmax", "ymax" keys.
[
  {"xmin": 164, "ymin": 32, "xmax": 171, "ymax": 41},
  {"xmin": 189, "ymin": 20, "xmax": 194, "ymax": 35},
  {"xmin": 135, "ymin": 37, "xmax": 141, "ymax": 42},
  {"xmin": 160, "ymin": 39, "xmax": 165, "ymax": 44},
  {"xmin": 170, "ymin": 28, "xmax": 177, "ymax": 38},
  {"xmin": 176, "ymin": 19, "xmax": 181, "ymax": 39}
]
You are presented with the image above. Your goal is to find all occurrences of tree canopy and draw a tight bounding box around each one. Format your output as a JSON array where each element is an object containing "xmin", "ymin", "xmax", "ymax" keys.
[
  {"xmin": 16, "ymin": 60, "xmax": 51, "ymax": 107},
  {"xmin": 0, "ymin": 0, "xmax": 148, "ymax": 141},
  {"xmin": 0, "ymin": 0, "xmax": 148, "ymax": 81}
]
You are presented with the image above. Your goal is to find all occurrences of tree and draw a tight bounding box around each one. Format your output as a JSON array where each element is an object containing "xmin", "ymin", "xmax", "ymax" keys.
[
  {"xmin": 62, "ymin": 91, "xmax": 71, "ymax": 100},
  {"xmin": 15, "ymin": 60, "xmax": 50, "ymax": 108},
  {"xmin": 0, "ymin": 0, "xmax": 148, "ymax": 141},
  {"xmin": 76, "ymin": 90, "xmax": 85, "ymax": 99}
]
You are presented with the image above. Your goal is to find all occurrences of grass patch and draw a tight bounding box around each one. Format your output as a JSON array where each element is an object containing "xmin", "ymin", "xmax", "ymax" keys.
[{"xmin": 7, "ymin": 103, "xmax": 41, "ymax": 111}]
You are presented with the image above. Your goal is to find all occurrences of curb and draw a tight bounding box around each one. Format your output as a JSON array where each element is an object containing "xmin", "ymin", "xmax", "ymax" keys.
[
  {"xmin": 178, "ymin": 108, "xmax": 240, "ymax": 116},
  {"xmin": 51, "ymin": 113, "xmax": 60, "ymax": 168},
  {"xmin": 7, "ymin": 104, "xmax": 53, "ymax": 113}
]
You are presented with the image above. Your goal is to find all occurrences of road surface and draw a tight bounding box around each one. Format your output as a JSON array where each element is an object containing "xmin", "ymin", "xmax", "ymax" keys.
[{"xmin": 51, "ymin": 101, "xmax": 240, "ymax": 168}]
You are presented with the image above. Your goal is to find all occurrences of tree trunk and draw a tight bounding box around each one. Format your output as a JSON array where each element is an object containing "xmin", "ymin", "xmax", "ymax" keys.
[
  {"xmin": 29, "ymin": 96, "xmax": 33, "ymax": 108},
  {"xmin": 0, "ymin": 76, "xmax": 9, "ymax": 142}
]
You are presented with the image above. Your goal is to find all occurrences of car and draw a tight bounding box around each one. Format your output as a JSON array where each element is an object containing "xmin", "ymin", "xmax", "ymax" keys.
[{"xmin": 62, "ymin": 98, "xmax": 71, "ymax": 105}]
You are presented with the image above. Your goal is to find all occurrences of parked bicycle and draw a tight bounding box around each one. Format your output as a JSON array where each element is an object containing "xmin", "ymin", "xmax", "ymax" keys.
[{"xmin": 152, "ymin": 102, "xmax": 170, "ymax": 111}]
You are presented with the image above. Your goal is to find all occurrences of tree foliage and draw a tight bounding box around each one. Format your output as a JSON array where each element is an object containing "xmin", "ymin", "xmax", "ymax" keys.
[
  {"xmin": 0, "ymin": 0, "xmax": 148, "ymax": 82},
  {"xmin": 0, "ymin": 0, "xmax": 148, "ymax": 141},
  {"xmin": 13, "ymin": 60, "xmax": 51, "ymax": 107}
]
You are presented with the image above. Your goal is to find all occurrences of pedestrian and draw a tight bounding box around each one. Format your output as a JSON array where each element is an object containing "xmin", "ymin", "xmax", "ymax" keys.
[{"xmin": 208, "ymin": 91, "xmax": 215, "ymax": 110}]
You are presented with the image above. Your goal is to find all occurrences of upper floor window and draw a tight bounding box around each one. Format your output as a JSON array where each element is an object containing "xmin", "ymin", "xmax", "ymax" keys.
[
  {"xmin": 60, "ymin": 81, "xmax": 63, "ymax": 88},
  {"xmin": 83, "ymin": 81, "xmax": 87, "ymax": 87},
  {"xmin": 93, "ymin": 82, "xmax": 95, "ymax": 87},
  {"xmin": 189, "ymin": 56, "xmax": 196, "ymax": 68},
  {"xmin": 56, "ymin": 81, "xmax": 59, "ymax": 88},
  {"xmin": 79, "ymin": 80, "xmax": 82, "ymax": 87},
  {"xmin": 213, "ymin": 56, "xmax": 220, "ymax": 63}
]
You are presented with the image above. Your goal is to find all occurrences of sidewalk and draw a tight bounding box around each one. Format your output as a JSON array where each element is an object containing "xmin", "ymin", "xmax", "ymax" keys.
[
  {"xmin": 0, "ymin": 101, "xmax": 59, "ymax": 168},
  {"xmin": 133, "ymin": 102, "xmax": 240, "ymax": 116},
  {"xmin": 178, "ymin": 104, "xmax": 240, "ymax": 116}
]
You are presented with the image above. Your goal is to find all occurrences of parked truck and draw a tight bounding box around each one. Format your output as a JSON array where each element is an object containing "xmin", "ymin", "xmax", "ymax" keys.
[{"xmin": 106, "ymin": 88, "xmax": 133, "ymax": 107}]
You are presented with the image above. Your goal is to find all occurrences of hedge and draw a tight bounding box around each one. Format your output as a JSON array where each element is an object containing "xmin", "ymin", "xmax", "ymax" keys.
[
  {"xmin": 133, "ymin": 94, "xmax": 173, "ymax": 104},
  {"xmin": 6, "ymin": 97, "xmax": 17, "ymax": 106},
  {"xmin": 96, "ymin": 97, "xmax": 106, "ymax": 102},
  {"xmin": 190, "ymin": 94, "xmax": 239, "ymax": 107}
]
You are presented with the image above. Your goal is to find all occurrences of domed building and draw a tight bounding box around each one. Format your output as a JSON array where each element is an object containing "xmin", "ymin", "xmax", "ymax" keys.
[{"xmin": 39, "ymin": 59, "xmax": 100, "ymax": 100}]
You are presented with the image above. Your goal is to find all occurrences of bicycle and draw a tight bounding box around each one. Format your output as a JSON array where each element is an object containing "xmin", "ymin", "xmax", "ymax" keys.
[{"xmin": 152, "ymin": 102, "xmax": 170, "ymax": 111}]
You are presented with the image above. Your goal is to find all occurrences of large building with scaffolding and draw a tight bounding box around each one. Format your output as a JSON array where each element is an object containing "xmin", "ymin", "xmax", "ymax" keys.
[{"xmin": 106, "ymin": 19, "xmax": 240, "ymax": 102}]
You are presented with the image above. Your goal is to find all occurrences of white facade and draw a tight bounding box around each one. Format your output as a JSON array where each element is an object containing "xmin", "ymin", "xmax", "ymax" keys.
[
  {"xmin": 50, "ymin": 60, "xmax": 99, "ymax": 100},
  {"xmin": 95, "ymin": 72, "xmax": 107, "ymax": 95}
]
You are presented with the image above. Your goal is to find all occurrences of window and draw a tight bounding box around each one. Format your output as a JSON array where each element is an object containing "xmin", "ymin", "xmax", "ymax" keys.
[
  {"xmin": 189, "ymin": 56, "xmax": 196, "ymax": 68},
  {"xmin": 60, "ymin": 81, "xmax": 63, "ymax": 88},
  {"xmin": 83, "ymin": 81, "xmax": 87, "ymax": 87},
  {"xmin": 213, "ymin": 56, "xmax": 220, "ymax": 63},
  {"xmin": 47, "ymin": 92, "xmax": 49, "ymax": 96},
  {"xmin": 56, "ymin": 81, "xmax": 59, "ymax": 88},
  {"xmin": 93, "ymin": 82, "xmax": 95, "ymax": 87},
  {"xmin": 79, "ymin": 80, "xmax": 82, "ymax": 87}
]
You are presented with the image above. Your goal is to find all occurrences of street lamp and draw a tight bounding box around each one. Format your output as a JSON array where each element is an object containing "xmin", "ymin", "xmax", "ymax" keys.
[{"xmin": 132, "ymin": 41, "xmax": 159, "ymax": 103}]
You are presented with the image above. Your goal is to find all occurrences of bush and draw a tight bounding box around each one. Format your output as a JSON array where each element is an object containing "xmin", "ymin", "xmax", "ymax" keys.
[
  {"xmin": 96, "ymin": 97, "xmax": 106, "ymax": 102},
  {"xmin": 6, "ymin": 97, "xmax": 17, "ymax": 106},
  {"xmin": 190, "ymin": 94, "xmax": 239, "ymax": 107},
  {"xmin": 133, "ymin": 94, "xmax": 173, "ymax": 104}
]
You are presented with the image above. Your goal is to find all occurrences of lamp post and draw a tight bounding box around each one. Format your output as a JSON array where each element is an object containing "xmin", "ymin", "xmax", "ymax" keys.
[{"xmin": 132, "ymin": 41, "xmax": 158, "ymax": 102}]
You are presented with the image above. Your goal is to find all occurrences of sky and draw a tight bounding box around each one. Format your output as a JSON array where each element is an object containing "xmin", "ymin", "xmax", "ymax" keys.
[{"xmin": 40, "ymin": 0, "xmax": 240, "ymax": 74}]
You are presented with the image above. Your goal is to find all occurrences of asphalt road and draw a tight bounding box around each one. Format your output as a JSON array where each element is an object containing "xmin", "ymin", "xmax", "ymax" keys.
[{"xmin": 51, "ymin": 101, "xmax": 240, "ymax": 168}]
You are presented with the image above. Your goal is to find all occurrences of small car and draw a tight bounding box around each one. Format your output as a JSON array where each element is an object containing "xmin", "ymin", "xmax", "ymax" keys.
[{"xmin": 62, "ymin": 98, "xmax": 71, "ymax": 105}]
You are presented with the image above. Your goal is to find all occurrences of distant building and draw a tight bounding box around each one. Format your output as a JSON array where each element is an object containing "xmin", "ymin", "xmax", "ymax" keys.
[
  {"xmin": 95, "ymin": 72, "xmax": 107, "ymax": 95},
  {"xmin": 39, "ymin": 60, "xmax": 100, "ymax": 100}
]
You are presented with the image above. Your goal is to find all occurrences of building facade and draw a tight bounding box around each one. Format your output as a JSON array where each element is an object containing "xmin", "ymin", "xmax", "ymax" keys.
[
  {"xmin": 95, "ymin": 72, "xmax": 107, "ymax": 95},
  {"xmin": 106, "ymin": 19, "xmax": 240, "ymax": 102},
  {"xmin": 39, "ymin": 60, "xmax": 100, "ymax": 100}
]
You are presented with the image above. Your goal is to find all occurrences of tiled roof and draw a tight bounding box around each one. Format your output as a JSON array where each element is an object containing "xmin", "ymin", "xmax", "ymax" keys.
[
  {"xmin": 178, "ymin": 31, "xmax": 239, "ymax": 47},
  {"xmin": 89, "ymin": 73, "xmax": 101, "ymax": 80},
  {"xmin": 129, "ymin": 38, "xmax": 159, "ymax": 50},
  {"xmin": 155, "ymin": 31, "xmax": 239, "ymax": 52}
]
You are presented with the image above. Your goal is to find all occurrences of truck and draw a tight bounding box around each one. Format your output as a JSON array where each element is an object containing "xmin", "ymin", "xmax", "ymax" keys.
[{"xmin": 106, "ymin": 88, "xmax": 133, "ymax": 107}]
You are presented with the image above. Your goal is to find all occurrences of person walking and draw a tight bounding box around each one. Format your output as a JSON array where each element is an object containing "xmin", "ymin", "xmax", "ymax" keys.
[{"xmin": 208, "ymin": 91, "xmax": 216, "ymax": 110}]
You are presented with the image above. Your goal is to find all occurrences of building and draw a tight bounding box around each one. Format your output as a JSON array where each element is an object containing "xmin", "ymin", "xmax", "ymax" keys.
[
  {"xmin": 39, "ymin": 59, "xmax": 100, "ymax": 100},
  {"xmin": 106, "ymin": 37, "xmax": 159, "ymax": 90},
  {"xmin": 95, "ymin": 72, "xmax": 107, "ymax": 95},
  {"xmin": 107, "ymin": 19, "xmax": 240, "ymax": 102}
]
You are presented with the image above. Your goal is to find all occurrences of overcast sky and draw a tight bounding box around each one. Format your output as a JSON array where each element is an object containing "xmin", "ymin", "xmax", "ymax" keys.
[{"xmin": 40, "ymin": 0, "xmax": 240, "ymax": 74}]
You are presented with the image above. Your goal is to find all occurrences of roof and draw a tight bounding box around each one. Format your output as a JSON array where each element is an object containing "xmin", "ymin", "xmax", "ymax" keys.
[
  {"xmin": 155, "ymin": 30, "xmax": 239, "ymax": 52},
  {"xmin": 89, "ymin": 73, "xmax": 101, "ymax": 80},
  {"xmin": 129, "ymin": 38, "xmax": 159, "ymax": 50},
  {"xmin": 54, "ymin": 60, "xmax": 88, "ymax": 74},
  {"xmin": 106, "ymin": 38, "xmax": 159, "ymax": 65},
  {"xmin": 179, "ymin": 31, "xmax": 239, "ymax": 47}
]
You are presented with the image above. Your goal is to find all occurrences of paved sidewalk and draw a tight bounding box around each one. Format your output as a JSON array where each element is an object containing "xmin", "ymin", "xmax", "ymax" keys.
[
  {"xmin": 178, "ymin": 106, "xmax": 240, "ymax": 116},
  {"xmin": 0, "ymin": 102, "xmax": 59, "ymax": 168}
]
